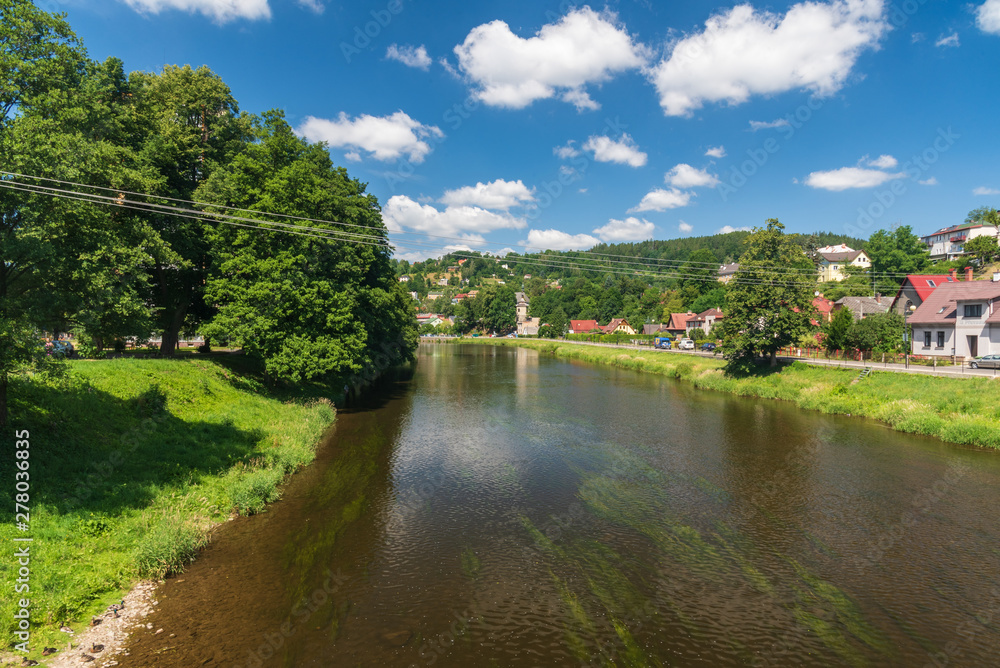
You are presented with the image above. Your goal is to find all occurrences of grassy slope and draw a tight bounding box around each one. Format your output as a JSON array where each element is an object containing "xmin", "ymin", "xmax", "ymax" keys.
[
  {"xmin": 461, "ymin": 339, "xmax": 1000, "ymax": 450},
  {"xmin": 1, "ymin": 356, "xmax": 336, "ymax": 657}
]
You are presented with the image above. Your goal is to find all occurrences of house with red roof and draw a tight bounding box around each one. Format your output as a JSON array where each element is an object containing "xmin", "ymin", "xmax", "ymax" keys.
[
  {"xmin": 569, "ymin": 319, "xmax": 601, "ymax": 334},
  {"xmin": 812, "ymin": 295, "xmax": 835, "ymax": 324},
  {"xmin": 908, "ymin": 277, "xmax": 1000, "ymax": 358},
  {"xmin": 664, "ymin": 312, "xmax": 696, "ymax": 336},
  {"xmin": 889, "ymin": 270, "xmax": 965, "ymax": 315},
  {"xmin": 685, "ymin": 308, "xmax": 724, "ymax": 336},
  {"xmin": 602, "ymin": 318, "xmax": 637, "ymax": 335}
]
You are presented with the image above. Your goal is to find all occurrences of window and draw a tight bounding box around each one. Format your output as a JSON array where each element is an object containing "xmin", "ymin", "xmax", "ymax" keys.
[
  {"xmin": 964, "ymin": 304, "xmax": 983, "ymax": 318},
  {"xmin": 923, "ymin": 331, "xmax": 931, "ymax": 347},
  {"xmin": 937, "ymin": 331, "xmax": 945, "ymax": 347},
  {"xmin": 926, "ymin": 280, "xmax": 936, "ymax": 287}
]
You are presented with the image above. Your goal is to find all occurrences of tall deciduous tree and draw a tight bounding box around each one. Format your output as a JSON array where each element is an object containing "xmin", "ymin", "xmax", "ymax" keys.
[
  {"xmin": 864, "ymin": 226, "xmax": 931, "ymax": 293},
  {"xmin": 718, "ymin": 219, "xmax": 815, "ymax": 373},
  {"xmin": 964, "ymin": 234, "xmax": 1000, "ymax": 266},
  {"xmin": 824, "ymin": 307, "xmax": 853, "ymax": 353},
  {"xmin": 196, "ymin": 111, "xmax": 416, "ymax": 382}
]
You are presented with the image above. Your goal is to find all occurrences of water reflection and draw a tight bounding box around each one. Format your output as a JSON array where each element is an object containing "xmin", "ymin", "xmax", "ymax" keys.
[{"xmin": 123, "ymin": 344, "xmax": 1000, "ymax": 667}]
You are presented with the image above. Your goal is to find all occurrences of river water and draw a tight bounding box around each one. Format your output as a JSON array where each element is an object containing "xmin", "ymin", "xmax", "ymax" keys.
[{"xmin": 124, "ymin": 344, "xmax": 1000, "ymax": 667}]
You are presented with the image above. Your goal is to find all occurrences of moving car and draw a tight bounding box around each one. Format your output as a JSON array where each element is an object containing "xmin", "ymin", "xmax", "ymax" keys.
[
  {"xmin": 700, "ymin": 342, "xmax": 717, "ymax": 352},
  {"xmin": 653, "ymin": 336, "xmax": 672, "ymax": 349},
  {"xmin": 678, "ymin": 338, "xmax": 695, "ymax": 350},
  {"xmin": 970, "ymin": 354, "xmax": 1000, "ymax": 369}
]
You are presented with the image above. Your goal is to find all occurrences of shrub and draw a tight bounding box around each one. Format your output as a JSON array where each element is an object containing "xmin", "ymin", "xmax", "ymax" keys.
[{"xmin": 132, "ymin": 518, "xmax": 208, "ymax": 579}]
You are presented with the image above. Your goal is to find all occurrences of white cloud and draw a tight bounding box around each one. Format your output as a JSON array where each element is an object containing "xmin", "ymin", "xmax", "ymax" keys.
[
  {"xmin": 718, "ymin": 225, "xmax": 752, "ymax": 234},
  {"xmin": 935, "ymin": 32, "xmax": 960, "ymax": 48},
  {"xmin": 629, "ymin": 188, "xmax": 693, "ymax": 212},
  {"xmin": 120, "ymin": 0, "xmax": 270, "ymax": 22},
  {"xmin": 454, "ymin": 7, "xmax": 648, "ymax": 110},
  {"xmin": 911, "ymin": 32, "xmax": 925, "ymax": 43},
  {"xmin": 805, "ymin": 166, "xmax": 906, "ymax": 191},
  {"xmin": 649, "ymin": 0, "xmax": 887, "ymax": 116},
  {"xmin": 553, "ymin": 141, "xmax": 581, "ymax": 159},
  {"xmin": 749, "ymin": 118, "xmax": 791, "ymax": 131},
  {"xmin": 523, "ymin": 229, "xmax": 600, "ymax": 251},
  {"xmin": 582, "ymin": 133, "xmax": 647, "ymax": 167},
  {"xmin": 978, "ymin": 0, "xmax": 1000, "ymax": 34},
  {"xmin": 705, "ymin": 146, "xmax": 726, "ymax": 158},
  {"xmin": 383, "ymin": 196, "xmax": 526, "ymax": 238},
  {"xmin": 296, "ymin": 0, "xmax": 324, "ymax": 14},
  {"xmin": 973, "ymin": 186, "xmax": 1000, "ymax": 195},
  {"xmin": 866, "ymin": 154, "xmax": 897, "ymax": 168},
  {"xmin": 665, "ymin": 163, "xmax": 719, "ymax": 188},
  {"xmin": 344, "ymin": 151, "xmax": 361, "ymax": 162},
  {"xmin": 592, "ymin": 216, "xmax": 654, "ymax": 242},
  {"xmin": 679, "ymin": 220, "xmax": 694, "ymax": 233},
  {"xmin": 439, "ymin": 179, "xmax": 535, "ymax": 210},
  {"xmin": 386, "ymin": 44, "xmax": 432, "ymax": 70},
  {"xmin": 918, "ymin": 177, "xmax": 938, "ymax": 186},
  {"xmin": 296, "ymin": 111, "xmax": 443, "ymax": 163}
]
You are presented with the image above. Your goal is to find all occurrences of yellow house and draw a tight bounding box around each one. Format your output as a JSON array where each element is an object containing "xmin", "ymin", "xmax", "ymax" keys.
[{"xmin": 817, "ymin": 247, "xmax": 870, "ymax": 282}]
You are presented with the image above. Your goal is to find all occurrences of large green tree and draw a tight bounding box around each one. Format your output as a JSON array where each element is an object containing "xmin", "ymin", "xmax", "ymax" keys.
[
  {"xmin": 965, "ymin": 234, "xmax": 1000, "ymax": 266},
  {"xmin": 966, "ymin": 206, "xmax": 999, "ymax": 228},
  {"xmin": 197, "ymin": 111, "xmax": 416, "ymax": 382},
  {"xmin": 718, "ymin": 219, "xmax": 815, "ymax": 373},
  {"xmin": 864, "ymin": 226, "xmax": 931, "ymax": 293}
]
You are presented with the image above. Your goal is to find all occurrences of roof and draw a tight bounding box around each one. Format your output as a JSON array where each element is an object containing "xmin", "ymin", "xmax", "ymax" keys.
[
  {"xmin": 901, "ymin": 274, "xmax": 956, "ymax": 301},
  {"xmin": 666, "ymin": 312, "xmax": 696, "ymax": 331},
  {"xmin": 834, "ymin": 296, "xmax": 890, "ymax": 317},
  {"xmin": 818, "ymin": 249, "xmax": 867, "ymax": 263},
  {"xmin": 812, "ymin": 296, "xmax": 834, "ymax": 314},
  {"xmin": 688, "ymin": 309, "xmax": 724, "ymax": 324},
  {"xmin": 570, "ymin": 319, "xmax": 600, "ymax": 333},
  {"xmin": 718, "ymin": 262, "xmax": 739, "ymax": 276},
  {"xmin": 921, "ymin": 222, "xmax": 994, "ymax": 239},
  {"xmin": 642, "ymin": 323, "xmax": 668, "ymax": 335},
  {"xmin": 603, "ymin": 318, "xmax": 633, "ymax": 333},
  {"xmin": 515, "ymin": 291, "xmax": 529, "ymax": 305},
  {"xmin": 909, "ymin": 280, "xmax": 1000, "ymax": 324}
]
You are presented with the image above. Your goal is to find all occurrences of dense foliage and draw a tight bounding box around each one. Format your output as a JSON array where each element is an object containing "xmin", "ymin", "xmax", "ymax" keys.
[{"xmin": 0, "ymin": 0, "xmax": 416, "ymax": 421}]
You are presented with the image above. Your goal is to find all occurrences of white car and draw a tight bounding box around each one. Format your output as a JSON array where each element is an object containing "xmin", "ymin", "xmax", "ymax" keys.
[{"xmin": 679, "ymin": 338, "xmax": 695, "ymax": 350}]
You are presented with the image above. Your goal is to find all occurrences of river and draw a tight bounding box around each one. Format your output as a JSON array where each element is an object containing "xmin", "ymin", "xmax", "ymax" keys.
[{"xmin": 123, "ymin": 343, "xmax": 1000, "ymax": 667}]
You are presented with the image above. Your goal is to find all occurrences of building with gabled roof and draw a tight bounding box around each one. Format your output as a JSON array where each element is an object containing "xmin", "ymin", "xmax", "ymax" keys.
[
  {"xmin": 908, "ymin": 277, "xmax": 1000, "ymax": 358},
  {"xmin": 889, "ymin": 272, "xmax": 960, "ymax": 315},
  {"xmin": 817, "ymin": 248, "xmax": 871, "ymax": 282},
  {"xmin": 602, "ymin": 318, "xmax": 636, "ymax": 335},
  {"xmin": 717, "ymin": 263, "xmax": 739, "ymax": 284},
  {"xmin": 570, "ymin": 319, "xmax": 600, "ymax": 334},
  {"xmin": 685, "ymin": 308, "xmax": 724, "ymax": 336},
  {"xmin": 921, "ymin": 223, "xmax": 999, "ymax": 261},
  {"xmin": 665, "ymin": 312, "xmax": 696, "ymax": 336},
  {"xmin": 833, "ymin": 295, "xmax": 890, "ymax": 319}
]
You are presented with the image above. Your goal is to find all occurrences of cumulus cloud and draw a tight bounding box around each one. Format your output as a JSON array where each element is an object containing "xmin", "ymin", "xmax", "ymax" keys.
[
  {"xmin": 805, "ymin": 166, "xmax": 905, "ymax": 191},
  {"xmin": 978, "ymin": 0, "xmax": 1000, "ymax": 34},
  {"xmin": 705, "ymin": 146, "xmax": 726, "ymax": 158},
  {"xmin": 750, "ymin": 118, "xmax": 791, "ymax": 131},
  {"xmin": 866, "ymin": 154, "xmax": 898, "ymax": 168},
  {"xmin": 296, "ymin": 0, "xmax": 324, "ymax": 13},
  {"xmin": 523, "ymin": 229, "xmax": 600, "ymax": 251},
  {"xmin": 383, "ymin": 196, "xmax": 526, "ymax": 238},
  {"xmin": 629, "ymin": 188, "xmax": 693, "ymax": 212},
  {"xmin": 935, "ymin": 32, "xmax": 960, "ymax": 47},
  {"xmin": 120, "ymin": 0, "xmax": 270, "ymax": 22},
  {"xmin": 296, "ymin": 111, "xmax": 443, "ymax": 163},
  {"xmin": 583, "ymin": 134, "xmax": 648, "ymax": 167},
  {"xmin": 553, "ymin": 141, "xmax": 581, "ymax": 159},
  {"xmin": 592, "ymin": 216, "xmax": 654, "ymax": 242},
  {"xmin": 454, "ymin": 7, "xmax": 648, "ymax": 110},
  {"xmin": 718, "ymin": 225, "xmax": 752, "ymax": 233},
  {"xmin": 665, "ymin": 163, "xmax": 719, "ymax": 188},
  {"xmin": 679, "ymin": 220, "xmax": 694, "ymax": 233},
  {"xmin": 918, "ymin": 177, "xmax": 938, "ymax": 186},
  {"xmin": 973, "ymin": 186, "xmax": 1000, "ymax": 195},
  {"xmin": 648, "ymin": 0, "xmax": 887, "ymax": 116},
  {"xmin": 439, "ymin": 179, "xmax": 535, "ymax": 210},
  {"xmin": 386, "ymin": 44, "xmax": 432, "ymax": 70}
]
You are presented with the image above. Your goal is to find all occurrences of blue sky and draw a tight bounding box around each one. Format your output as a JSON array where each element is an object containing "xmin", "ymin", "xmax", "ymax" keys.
[{"xmin": 54, "ymin": 0, "xmax": 1000, "ymax": 260}]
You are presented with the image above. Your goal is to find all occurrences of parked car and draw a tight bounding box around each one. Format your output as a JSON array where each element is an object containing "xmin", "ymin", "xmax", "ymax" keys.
[
  {"xmin": 653, "ymin": 336, "xmax": 672, "ymax": 349},
  {"xmin": 700, "ymin": 342, "xmax": 717, "ymax": 352},
  {"xmin": 678, "ymin": 338, "xmax": 695, "ymax": 350},
  {"xmin": 970, "ymin": 354, "xmax": 1000, "ymax": 369}
]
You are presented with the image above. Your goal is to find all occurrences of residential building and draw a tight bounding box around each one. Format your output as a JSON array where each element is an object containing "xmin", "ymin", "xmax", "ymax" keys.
[
  {"xmin": 833, "ymin": 295, "xmax": 890, "ymax": 319},
  {"xmin": 602, "ymin": 318, "xmax": 637, "ymax": 335},
  {"xmin": 399, "ymin": 275, "xmax": 410, "ymax": 282},
  {"xmin": 817, "ymin": 247, "xmax": 871, "ymax": 282},
  {"xmin": 665, "ymin": 312, "xmax": 696, "ymax": 336},
  {"xmin": 717, "ymin": 263, "xmax": 739, "ymax": 284},
  {"xmin": 812, "ymin": 295, "xmax": 835, "ymax": 324},
  {"xmin": 909, "ymin": 277, "xmax": 1000, "ymax": 358},
  {"xmin": 921, "ymin": 223, "xmax": 999, "ymax": 261},
  {"xmin": 889, "ymin": 272, "xmax": 960, "ymax": 315},
  {"xmin": 642, "ymin": 323, "xmax": 669, "ymax": 335},
  {"xmin": 570, "ymin": 319, "xmax": 600, "ymax": 334},
  {"xmin": 685, "ymin": 308, "xmax": 724, "ymax": 336}
]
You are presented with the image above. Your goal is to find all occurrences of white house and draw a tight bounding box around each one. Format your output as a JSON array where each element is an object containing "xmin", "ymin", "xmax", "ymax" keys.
[
  {"xmin": 921, "ymin": 223, "xmax": 999, "ymax": 261},
  {"xmin": 908, "ymin": 277, "xmax": 1000, "ymax": 358}
]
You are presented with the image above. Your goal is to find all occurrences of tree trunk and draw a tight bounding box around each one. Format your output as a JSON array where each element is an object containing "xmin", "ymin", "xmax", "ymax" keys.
[
  {"xmin": 769, "ymin": 350, "xmax": 777, "ymax": 367},
  {"xmin": 159, "ymin": 305, "xmax": 188, "ymax": 355}
]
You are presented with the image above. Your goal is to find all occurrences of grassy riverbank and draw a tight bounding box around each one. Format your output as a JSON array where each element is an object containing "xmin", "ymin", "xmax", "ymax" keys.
[
  {"xmin": 457, "ymin": 339, "xmax": 1000, "ymax": 450},
  {"xmin": 1, "ymin": 356, "xmax": 337, "ymax": 659}
]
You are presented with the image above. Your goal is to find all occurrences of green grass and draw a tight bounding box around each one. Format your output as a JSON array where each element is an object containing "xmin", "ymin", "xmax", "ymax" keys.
[
  {"xmin": 454, "ymin": 339, "xmax": 1000, "ymax": 450},
  {"xmin": 1, "ymin": 356, "xmax": 336, "ymax": 658}
]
